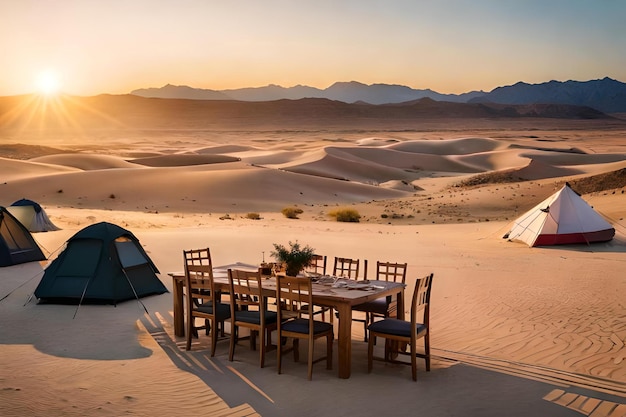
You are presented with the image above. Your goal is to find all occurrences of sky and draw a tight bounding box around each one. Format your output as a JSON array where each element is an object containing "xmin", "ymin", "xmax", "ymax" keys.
[{"xmin": 2, "ymin": 0, "xmax": 625, "ymax": 96}]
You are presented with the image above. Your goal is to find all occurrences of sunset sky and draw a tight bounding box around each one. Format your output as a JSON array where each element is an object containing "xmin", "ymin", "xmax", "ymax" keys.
[{"xmin": 2, "ymin": 0, "xmax": 625, "ymax": 96}]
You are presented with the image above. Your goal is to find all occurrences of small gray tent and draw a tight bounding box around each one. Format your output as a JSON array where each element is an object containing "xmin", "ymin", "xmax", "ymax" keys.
[
  {"xmin": 0, "ymin": 206, "xmax": 46, "ymax": 266},
  {"xmin": 34, "ymin": 222, "xmax": 167, "ymax": 304},
  {"xmin": 7, "ymin": 199, "xmax": 60, "ymax": 232}
]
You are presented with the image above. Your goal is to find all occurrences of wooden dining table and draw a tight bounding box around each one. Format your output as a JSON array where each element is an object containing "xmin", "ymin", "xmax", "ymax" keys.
[{"xmin": 168, "ymin": 263, "xmax": 405, "ymax": 379}]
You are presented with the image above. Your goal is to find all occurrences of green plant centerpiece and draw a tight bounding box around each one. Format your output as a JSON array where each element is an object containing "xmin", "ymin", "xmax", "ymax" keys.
[{"xmin": 271, "ymin": 241, "xmax": 315, "ymax": 277}]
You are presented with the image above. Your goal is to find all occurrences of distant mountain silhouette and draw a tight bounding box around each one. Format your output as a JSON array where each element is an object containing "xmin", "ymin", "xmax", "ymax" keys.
[
  {"xmin": 131, "ymin": 77, "xmax": 626, "ymax": 113},
  {"xmin": 0, "ymin": 95, "xmax": 612, "ymax": 134},
  {"xmin": 469, "ymin": 77, "xmax": 626, "ymax": 113},
  {"xmin": 131, "ymin": 81, "xmax": 484, "ymax": 104}
]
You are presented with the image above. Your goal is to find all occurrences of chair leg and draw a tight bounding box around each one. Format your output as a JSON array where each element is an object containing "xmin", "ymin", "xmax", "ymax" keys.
[
  {"xmin": 259, "ymin": 328, "xmax": 266, "ymax": 368},
  {"xmin": 308, "ymin": 337, "xmax": 314, "ymax": 381},
  {"xmin": 363, "ymin": 313, "xmax": 369, "ymax": 342},
  {"xmin": 185, "ymin": 317, "xmax": 193, "ymax": 351},
  {"xmin": 277, "ymin": 335, "xmax": 283, "ymax": 375},
  {"xmin": 266, "ymin": 327, "xmax": 272, "ymax": 348},
  {"xmin": 367, "ymin": 334, "xmax": 375, "ymax": 373},
  {"xmin": 424, "ymin": 333, "xmax": 431, "ymax": 371},
  {"xmin": 410, "ymin": 340, "xmax": 417, "ymax": 381},
  {"xmin": 229, "ymin": 324, "xmax": 236, "ymax": 361},
  {"xmin": 210, "ymin": 318, "xmax": 218, "ymax": 357},
  {"xmin": 250, "ymin": 330, "xmax": 257, "ymax": 350},
  {"xmin": 326, "ymin": 332, "xmax": 333, "ymax": 370},
  {"xmin": 293, "ymin": 339, "xmax": 300, "ymax": 362}
]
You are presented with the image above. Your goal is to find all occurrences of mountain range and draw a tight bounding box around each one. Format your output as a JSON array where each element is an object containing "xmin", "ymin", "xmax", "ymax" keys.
[{"xmin": 131, "ymin": 77, "xmax": 626, "ymax": 113}]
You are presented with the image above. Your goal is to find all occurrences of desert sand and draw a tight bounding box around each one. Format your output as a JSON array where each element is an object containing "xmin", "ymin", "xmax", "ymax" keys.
[{"xmin": 1, "ymin": 110, "xmax": 626, "ymax": 416}]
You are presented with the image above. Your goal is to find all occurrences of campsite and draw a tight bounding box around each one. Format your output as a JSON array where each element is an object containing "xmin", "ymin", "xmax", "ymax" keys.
[{"xmin": 0, "ymin": 121, "xmax": 625, "ymax": 416}]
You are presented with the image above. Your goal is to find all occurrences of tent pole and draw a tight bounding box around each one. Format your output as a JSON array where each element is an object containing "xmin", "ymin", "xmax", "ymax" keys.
[
  {"xmin": 122, "ymin": 268, "xmax": 149, "ymax": 314},
  {"xmin": 73, "ymin": 278, "xmax": 92, "ymax": 319}
]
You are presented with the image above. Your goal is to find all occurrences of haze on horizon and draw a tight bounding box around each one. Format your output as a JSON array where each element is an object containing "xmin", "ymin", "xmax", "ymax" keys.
[{"xmin": 2, "ymin": 0, "xmax": 625, "ymax": 97}]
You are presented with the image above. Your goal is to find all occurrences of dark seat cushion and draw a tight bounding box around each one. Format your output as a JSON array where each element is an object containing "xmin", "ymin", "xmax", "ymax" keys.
[
  {"xmin": 368, "ymin": 318, "xmax": 426, "ymax": 338},
  {"xmin": 282, "ymin": 318, "xmax": 333, "ymax": 335},
  {"xmin": 353, "ymin": 297, "xmax": 388, "ymax": 314},
  {"xmin": 234, "ymin": 310, "xmax": 278, "ymax": 325},
  {"xmin": 195, "ymin": 301, "xmax": 231, "ymax": 320}
]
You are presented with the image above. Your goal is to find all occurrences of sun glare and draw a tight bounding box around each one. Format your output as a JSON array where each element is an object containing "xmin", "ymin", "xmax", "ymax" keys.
[{"xmin": 35, "ymin": 69, "xmax": 62, "ymax": 96}]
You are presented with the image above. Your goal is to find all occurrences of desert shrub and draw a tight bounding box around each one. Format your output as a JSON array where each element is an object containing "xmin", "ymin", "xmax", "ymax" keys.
[
  {"xmin": 328, "ymin": 208, "xmax": 361, "ymax": 222},
  {"xmin": 281, "ymin": 206, "xmax": 304, "ymax": 219},
  {"xmin": 246, "ymin": 212, "xmax": 261, "ymax": 220}
]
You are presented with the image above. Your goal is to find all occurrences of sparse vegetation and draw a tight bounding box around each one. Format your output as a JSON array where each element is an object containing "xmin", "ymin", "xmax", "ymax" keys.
[
  {"xmin": 281, "ymin": 206, "xmax": 304, "ymax": 219},
  {"xmin": 219, "ymin": 214, "xmax": 233, "ymax": 220},
  {"xmin": 328, "ymin": 208, "xmax": 361, "ymax": 222},
  {"xmin": 246, "ymin": 212, "xmax": 261, "ymax": 220}
]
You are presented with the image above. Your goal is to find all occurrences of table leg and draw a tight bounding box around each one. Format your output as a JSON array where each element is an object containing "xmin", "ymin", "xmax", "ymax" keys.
[
  {"xmin": 172, "ymin": 277, "xmax": 185, "ymax": 337},
  {"xmin": 336, "ymin": 303, "xmax": 352, "ymax": 379},
  {"xmin": 396, "ymin": 287, "xmax": 405, "ymax": 321}
]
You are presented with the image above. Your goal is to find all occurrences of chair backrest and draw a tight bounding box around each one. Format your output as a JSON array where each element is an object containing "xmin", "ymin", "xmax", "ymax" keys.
[
  {"xmin": 228, "ymin": 268, "xmax": 266, "ymax": 315},
  {"xmin": 276, "ymin": 275, "xmax": 315, "ymax": 328},
  {"xmin": 184, "ymin": 247, "xmax": 213, "ymax": 270},
  {"xmin": 183, "ymin": 248, "xmax": 216, "ymax": 307},
  {"xmin": 410, "ymin": 273, "xmax": 434, "ymax": 337},
  {"xmin": 305, "ymin": 254, "xmax": 327, "ymax": 275},
  {"xmin": 333, "ymin": 257, "xmax": 367, "ymax": 279},
  {"xmin": 376, "ymin": 261, "xmax": 407, "ymax": 284}
]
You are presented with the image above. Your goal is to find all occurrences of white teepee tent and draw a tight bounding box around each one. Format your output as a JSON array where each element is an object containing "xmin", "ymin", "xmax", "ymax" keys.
[{"xmin": 505, "ymin": 183, "xmax": 614, "ymax": 247}]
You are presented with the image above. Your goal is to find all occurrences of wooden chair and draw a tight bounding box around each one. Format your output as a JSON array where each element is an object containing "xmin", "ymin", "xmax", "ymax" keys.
[
  {"xmin": 184, "ymin": 248, "xmax": 231, "ymax": 355},
  {"xmin": 302, "ymin": 254, "xmax": 332, "ymax": 322},
  {"xmin": 304, "ymin": 254, "xmax": 327, "ymax": 276},
  {"xmin": 333, "ymin": 256, "xmax": 367, "ymax": 323},
  {"xmin": 333, "ymin": 256, "xmax": 367, "ymax": 280},
  {"xmin": 367, "ymin": 273, "xmax": 434, "ymax": 381},
  {"xmin": 276, "ymin": 275, "xmax": 333, "ymax": 380},
  {"xmin": 227, "ymin": 268, "xmax": 277, "ymax": 368},
  {"xmin": 353, "ymin": 261, "xmax": 408, "ymax": 341}
]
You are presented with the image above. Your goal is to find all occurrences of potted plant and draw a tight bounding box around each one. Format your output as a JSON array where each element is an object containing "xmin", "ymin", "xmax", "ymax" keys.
[{"xmin": 271, "ymin": 241, "xmax": 315, "ymax": 277}]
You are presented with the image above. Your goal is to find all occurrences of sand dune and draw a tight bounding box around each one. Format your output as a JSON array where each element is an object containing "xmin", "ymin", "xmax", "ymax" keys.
[
  {"xmin": 512, "ymin": 158, "xmax": 583, "ymax": 180},
  {"xmin": 31, "ymin": 153, "xmax": 142, "ymax": 170},
  {"xmin": 0, "ymin": 157, "xmax": 79, "ymax": 181},
  {"xmin": 1, "ymin": 161, "xmax": 408, "ymax": 213},
  {"xmin": 387, "ymin": 137, "xmax": 508, "ymax": 155},
  {"xmin": 2, "ymin": 120, "xmax": 626, "ymax": 416}
]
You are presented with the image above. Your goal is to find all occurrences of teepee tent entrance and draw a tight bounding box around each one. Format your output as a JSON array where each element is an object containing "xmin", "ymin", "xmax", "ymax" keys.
[
  {"xmin": 7, "ymin": 199, "xmax": 60, "ymax": 232},
  {"xmin": 505, "ymin": 183, "xmax": 615, "ymax": 247},
  {"xmin": 0, "ymin": 207, "xmax": 47, "ymax": 266},
  {"xmin": 34, "ymin": 222, "xmax": 167, "ymax": 304}
]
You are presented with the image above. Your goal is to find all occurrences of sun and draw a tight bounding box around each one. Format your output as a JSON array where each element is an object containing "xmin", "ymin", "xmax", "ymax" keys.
[{"xmin": 35, "ymin": 69, "xmax": 62, "ymax": 96}]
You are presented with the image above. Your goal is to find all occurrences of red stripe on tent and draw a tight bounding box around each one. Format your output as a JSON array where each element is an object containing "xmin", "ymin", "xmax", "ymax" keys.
[{"xmin": 533, "ymin": 228, "xmax": 616, "ymax": 246}]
